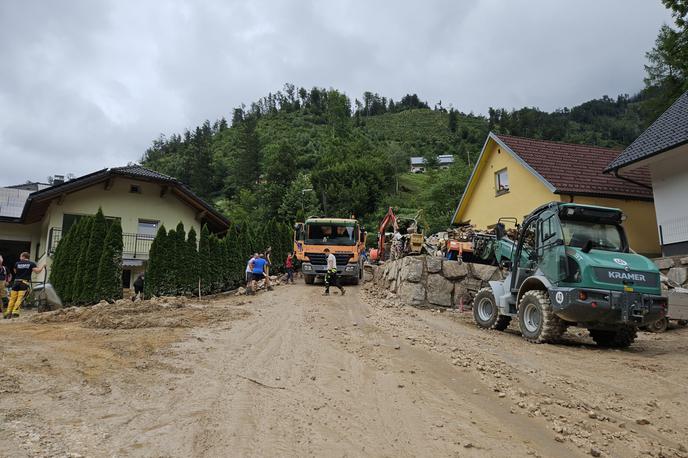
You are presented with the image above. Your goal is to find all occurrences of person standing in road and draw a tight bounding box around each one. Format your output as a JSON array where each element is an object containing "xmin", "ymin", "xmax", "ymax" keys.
[
  {"xmin": 245, "ymin": 253, "xmax": 257, "ymax": 293},
  {"xmin": 4, "ymin": 252, "xmax": 45, "ymax": 319},
  {"xmin": 249, "ymin": 252, "xmax": 272, "ymax": 294},
  {"xmin": 0, "ymin": 255, "xmax": 8, "ymax": 314},
  {"xmin": 285, "ymin": 252, "xmax": 295, "ymax": 284},
  {"xmin": 323, "ymin": 248, "xmax": 345, "ymax": 296}
]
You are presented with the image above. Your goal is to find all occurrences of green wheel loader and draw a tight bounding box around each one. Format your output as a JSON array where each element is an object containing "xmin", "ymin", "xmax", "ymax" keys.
[{"xmin": 473, "ymin": 202, "xmax": 666, "ymax": 348}]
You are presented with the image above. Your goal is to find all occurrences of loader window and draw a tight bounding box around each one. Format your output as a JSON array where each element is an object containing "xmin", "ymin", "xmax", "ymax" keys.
[{"xmin": 560, "ymin": 220, "xmax": 623, "ymax": 252}]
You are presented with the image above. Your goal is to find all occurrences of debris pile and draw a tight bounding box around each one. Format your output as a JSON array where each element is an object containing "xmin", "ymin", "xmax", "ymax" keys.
[{"xmin": 30, "ymin": 297, "xmax": 250, "ymax": 329}]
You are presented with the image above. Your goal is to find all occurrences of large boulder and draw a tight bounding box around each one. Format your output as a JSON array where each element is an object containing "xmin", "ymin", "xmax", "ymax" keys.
[
  {"xmin": 443, "ymin": 260, "xmax": 468, "ymax": 280},
  {"xmin": 668, "ymin": 267, "xmax": 688, "ymax": 286},
  {"xmin": 398, "ymin": 281, "xmax": 426, "ymax": 306},
  {"xmin": 399, "ymin": 257, "xmax": 424, "ymax": 283},
  {"xmin": 426, "ymin": 255, "xmax": 443, "ymax": 273},
  {"xmin": 654, "ymin": 258, "xmax": 675, "ymax": 270},
  {"xmin": 426, "ymin": 274, "xmax": 454, "ymax": 307},
  {"xmin": 470, "ymin": 264, "xmax": 499, "ymax": 282},
  {"xmin": 453, "ymin": 282, "xmax": 472, "ymax": 308}
]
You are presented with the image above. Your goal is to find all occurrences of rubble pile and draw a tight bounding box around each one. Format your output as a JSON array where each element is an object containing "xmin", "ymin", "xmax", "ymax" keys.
[
  {"xmin": 655, "ymin": 256, "xmax": 688, "ymax": 292},
  {"xmin": 368, "ymin": 255, "xmax": 503, "ymax": 308}
]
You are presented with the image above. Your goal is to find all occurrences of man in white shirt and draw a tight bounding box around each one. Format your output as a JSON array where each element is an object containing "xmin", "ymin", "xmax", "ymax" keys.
[
  {"xmin": 323, "ymin": 248, "xmax": 345, "ymax": 296},
  {"xmin": 245, "ymin": 253, "xmax": 257, "ymax": 294}
]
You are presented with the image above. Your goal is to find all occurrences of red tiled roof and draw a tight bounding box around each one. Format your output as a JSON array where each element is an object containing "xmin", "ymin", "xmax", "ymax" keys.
[{"xmin": 495, "ymin": 134, "xmax": 653, "ymax": 199}]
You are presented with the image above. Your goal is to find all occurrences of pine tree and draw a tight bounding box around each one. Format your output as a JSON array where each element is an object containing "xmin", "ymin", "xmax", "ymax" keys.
[
  {"xmin": 96, "ymin": 220, "xmax": 123, "ymax": 302},
  {"xmin": 186, "ymin": 227, "xmax": 199, "ymax": 296},
  {"xmin": 161, "ymin": 228, "xmax": 176, "ymax": 295},
  {"xmin": 174, "ymin": 222, "xmax": 187, "ymax": 295},
  {"xmin": 71, "ymin": 216, "xmax": 94, "ymax": 305},
  {"xmin": 79, "ymin": 209, "xmax": 109, "ymax": 304},
  {"xmin": 50, "ymin": 225, "xmax": 75, "ymax": 301},
  {"xmin": 209, "ymin": 235, "xmax": 224, "ymax": 292},
  {"xmin": 145, "ymin": 225, "xmax": 167, "ymax": 297},
  {"xmin": 198, "ymin": 225, "xmax": 211, "ymax": 294},
  {"xmin": 61, "ymin": 218, "xmax": 89, "ymax": 304}
]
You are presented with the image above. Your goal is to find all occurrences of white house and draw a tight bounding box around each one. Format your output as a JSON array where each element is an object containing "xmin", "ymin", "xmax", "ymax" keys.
[
  {"xmin": 605, "ymin": 91, "xmax": 688, "ymax": 256},
  {"xmin": 409, "ymin": 154, "xmax": 455, "ymax": 173}
]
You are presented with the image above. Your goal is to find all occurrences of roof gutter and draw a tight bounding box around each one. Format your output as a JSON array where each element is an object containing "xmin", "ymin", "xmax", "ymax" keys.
[{"xmin": 612, "ymin": 169, "xmax": 653, "ymax": 191}]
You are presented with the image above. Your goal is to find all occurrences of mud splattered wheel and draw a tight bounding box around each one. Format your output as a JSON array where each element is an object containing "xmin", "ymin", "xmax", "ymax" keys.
[
  {"xmin": 517, "ymin": 290, "xmax": 565, "ymax": 343},
  {"xmin": 589, "ymin": 326, "xmax": 637, "ymax": 348},
  {"xmin": 647, "ymin": 317, "xmax": 669, "ymax": 333},
  {"xmin": 473, "ymin": 287, "xmax": 511, "ymax": 331}
]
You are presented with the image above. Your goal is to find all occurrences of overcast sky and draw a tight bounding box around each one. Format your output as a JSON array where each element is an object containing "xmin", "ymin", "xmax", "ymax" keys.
[{"xmin": 0, "ymin": 0, "xmax": 671, "ymax": 186}]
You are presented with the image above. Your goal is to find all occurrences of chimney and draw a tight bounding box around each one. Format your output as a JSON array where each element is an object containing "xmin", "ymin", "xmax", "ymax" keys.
[{"xmin": 52, "ymin": 175, "xmax": 65, "ymax": 185}]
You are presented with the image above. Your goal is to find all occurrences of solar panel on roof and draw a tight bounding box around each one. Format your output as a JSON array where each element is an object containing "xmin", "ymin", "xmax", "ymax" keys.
[{"xmin": 0, "ymin": 187, "xmax": 31, "ymax": 218}]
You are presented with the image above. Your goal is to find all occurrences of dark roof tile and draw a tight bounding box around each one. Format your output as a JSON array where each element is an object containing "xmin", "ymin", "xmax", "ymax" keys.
[{"xmin": 606, "ymin": 91, "xmax": 688, "ymax": 171}]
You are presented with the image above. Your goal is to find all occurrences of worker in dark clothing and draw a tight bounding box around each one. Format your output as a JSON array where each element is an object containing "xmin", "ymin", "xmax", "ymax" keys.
[
  {"xmin": 132, "ymin": 273, "xmax": 145, "ymax": 301},
  {"xmin": 4, "ymin": 252, "xmax": 45, "ymax": 319},
  {"xmin": 323, "ymin": 248, "xmax": 345, "ymax": 296},
  {"xmin": 0, "ymin": 255, "xmax": 8, "ymax": 313}
]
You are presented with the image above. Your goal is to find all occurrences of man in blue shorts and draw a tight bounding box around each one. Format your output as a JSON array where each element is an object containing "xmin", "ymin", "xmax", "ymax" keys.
[{"xmin": 249, "ymin": 252, "xmax": 272, "ymax": 294}]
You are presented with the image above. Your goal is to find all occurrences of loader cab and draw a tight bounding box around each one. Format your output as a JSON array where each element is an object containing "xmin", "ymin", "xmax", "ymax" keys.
[
  {"xmin": 509, "ymin": 203, "xmax": 629, "ymax": 292},
  {"xmin": 509, "ymin": 204, "xmax": 567, "ymax": 292}
]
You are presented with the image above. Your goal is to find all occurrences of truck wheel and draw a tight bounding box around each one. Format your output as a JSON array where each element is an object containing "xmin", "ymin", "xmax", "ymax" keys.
[
  {"xmin": 589, "ymin": 326, "xmax": 637, "ymax": 348},
  {"xmin": 304, "ymin": 275, "xmax": 315, "ymax": 285},
  {"xmin": 647, "ymin": 317, "xmax": 669, "ymax": 333},
  {"xmin": 473, "ymin": 287, "xmax": 511, "ymax": 331},
  {"xmin": 518, "ymin": 290, "xmax": 565, "ymax": 343}
]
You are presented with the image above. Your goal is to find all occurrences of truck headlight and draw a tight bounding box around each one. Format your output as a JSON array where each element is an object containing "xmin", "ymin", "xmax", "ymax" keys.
[
  {"xmin": 345, "ymin": 265, "xmax": 355, "ymax": 272},
  {"xmin": 303, "ymin": 265, "xmax": 312, "ymax": 271}
]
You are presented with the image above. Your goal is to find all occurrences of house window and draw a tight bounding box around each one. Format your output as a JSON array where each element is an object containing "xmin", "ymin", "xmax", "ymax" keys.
[
  {"xmin": 138, "ymin": 219, "xmax": 159, "ymax": 238},
  {"xmin": 62, "ymin": 214, "xmax": 84, "ymax": 234},
  {"xmin": 495, "ymin": 168, "xmax": 509, "ymax": 195},
  {"xmin": 130, "ymin": 184, "xmax": 141, "ymax": 194}
]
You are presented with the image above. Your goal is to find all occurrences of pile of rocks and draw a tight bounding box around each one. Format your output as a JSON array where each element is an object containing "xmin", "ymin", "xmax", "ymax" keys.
[
  {"xmin": 654, "ymin": 256, "xmax": 688, "ymax": 291},
  {"xmin": 369, "ymin": 255, "xmax": 503, "ymax": 308}
]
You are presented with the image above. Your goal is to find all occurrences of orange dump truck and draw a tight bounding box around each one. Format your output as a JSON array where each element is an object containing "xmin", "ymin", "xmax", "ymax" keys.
[{"xmin": 294, "ymin": 217, "xmax": 366, "ymax": 285}]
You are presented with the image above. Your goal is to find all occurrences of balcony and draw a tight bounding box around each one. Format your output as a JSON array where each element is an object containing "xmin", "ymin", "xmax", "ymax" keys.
[{"xmin": 48, "ymin": 227, "xmax": 154, "ymax": 259}]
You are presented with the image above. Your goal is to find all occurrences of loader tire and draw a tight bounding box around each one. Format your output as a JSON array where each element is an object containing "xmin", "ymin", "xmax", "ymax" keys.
[
  {"xmin": 518, "ymin": 290, "xmax": 565, "ymax": 344},
  {"xmin": 647, "ymin": 317, "xmax": 668, "ymax": 333},
  {"xmin": 304, "ymin": 275, "xmax": 315, "ymax": 285},
  {"xmin": 473, "ymin": 287, "xmax": 511, "ymax": 331},
  {"xmin": 589, "ymin": 326, "xmax": 637, "ymax": 348}
]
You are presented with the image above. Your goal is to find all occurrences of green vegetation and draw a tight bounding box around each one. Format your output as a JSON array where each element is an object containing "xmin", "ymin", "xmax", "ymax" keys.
[
  {"xmin": 50, "ymin": 208, "xmax": 123, "ymax": 305},
  {"xmin": 141, "ymin": 0, "xmax": 686, "ymax": 237},
  {"xmin": 144, "ymin": 221, "xmax": 292, "ymax": 297}
]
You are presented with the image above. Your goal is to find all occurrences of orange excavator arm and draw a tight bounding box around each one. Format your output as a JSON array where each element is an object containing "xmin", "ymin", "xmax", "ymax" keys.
[{"xmin": 375, "ymin": 207, "xmax": 398, "ymax": 260}]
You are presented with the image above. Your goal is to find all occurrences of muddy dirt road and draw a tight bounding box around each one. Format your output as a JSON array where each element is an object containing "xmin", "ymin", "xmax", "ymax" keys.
[{"xmin": 1, "ymin": 284, "xmax": 687, "ymax": 457}]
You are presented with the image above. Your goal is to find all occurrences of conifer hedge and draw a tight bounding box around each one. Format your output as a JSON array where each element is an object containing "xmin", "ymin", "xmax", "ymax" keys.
[
  {"xmin": 50, "ymin": 208, "xmax": 123, "ymax": 306},
  {"xmin": 144, "ymin": 219, "xmax": 294, "ymax": 297}
]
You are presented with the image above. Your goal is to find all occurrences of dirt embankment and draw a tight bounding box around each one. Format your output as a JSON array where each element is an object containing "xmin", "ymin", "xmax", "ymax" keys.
[{"xmin": 0, "ymin": 283, "xmax": 686, "ymax": 457}]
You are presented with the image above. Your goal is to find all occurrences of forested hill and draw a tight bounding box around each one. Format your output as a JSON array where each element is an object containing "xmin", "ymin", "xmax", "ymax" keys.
[{"xmin": 141, "ymin": 85, "xmax": 663, "ymax": 234}]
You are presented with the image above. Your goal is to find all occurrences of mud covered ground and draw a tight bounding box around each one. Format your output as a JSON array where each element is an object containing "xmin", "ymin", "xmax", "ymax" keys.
[{"xmin": 0, "ymin": 283, "xmax": 686, "ymax": 457}]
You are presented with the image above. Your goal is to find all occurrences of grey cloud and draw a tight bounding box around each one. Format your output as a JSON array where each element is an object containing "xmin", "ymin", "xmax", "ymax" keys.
[{"xmin": 0, "ymin": 0, "xmax": 670, "ymax": 185}]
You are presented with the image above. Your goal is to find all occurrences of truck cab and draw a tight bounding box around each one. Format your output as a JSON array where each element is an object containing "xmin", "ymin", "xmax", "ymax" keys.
[{"xmin": 294, "ymin": 218, "xmax": 366, "ymax": 284}]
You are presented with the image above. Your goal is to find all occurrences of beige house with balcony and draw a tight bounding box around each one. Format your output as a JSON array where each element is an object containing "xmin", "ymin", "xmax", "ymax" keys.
[{"xmin": 0, "ymin": 165, "xmax": 229, "ymax": 289}]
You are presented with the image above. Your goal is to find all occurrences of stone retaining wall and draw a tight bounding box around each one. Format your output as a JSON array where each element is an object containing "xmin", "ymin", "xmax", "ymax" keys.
[
  {"xmin": 367, "ymin": 255, "xmax": 503, "ymax": 307},
  {"xmin": 654, "ymin": 256, "xmax": 688, "ymax": 289}
]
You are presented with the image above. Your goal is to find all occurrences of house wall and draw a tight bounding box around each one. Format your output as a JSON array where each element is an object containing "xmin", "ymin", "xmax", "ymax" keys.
[
  {"xmin": 38, "ymin": 177, "xmax": 203, "ymax": 286},
  {"xmin": 647, "ymin": 144, "xmax": 688, "ymax": 255},
  {"xmin": 454, "ymin": 137, "xmax": 661, "ymax": 256},
  {"xmin": 43, "ymin": 177, "xmax": 202, "ymax": 240},
  {"xmin": 454, "ymin": 138, "xmax": 554, "ymax": 227},
  {"xmin": 563, "ymin": 195, "xmax": 660, "ymax": 256}
]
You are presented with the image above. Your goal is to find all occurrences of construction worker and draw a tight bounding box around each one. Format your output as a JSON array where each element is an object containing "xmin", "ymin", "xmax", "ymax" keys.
[
  {"xmin": 0, "ymin": 255, "xmax": 8, "ymax": 314},
  {"xmin": 323, "ymin": 248, "xmax": 344, "ymax": 296},
  {"xmin": 4, "ymin": 252, "xmax": 45, "ymax": 319}
]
